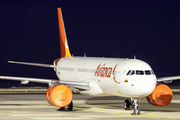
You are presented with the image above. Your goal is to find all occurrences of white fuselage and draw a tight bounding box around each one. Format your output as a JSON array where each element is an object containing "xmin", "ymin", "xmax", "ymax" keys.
[{"xmin": 55, "ymin": 57, "xmax": 157, "ymax": 98}]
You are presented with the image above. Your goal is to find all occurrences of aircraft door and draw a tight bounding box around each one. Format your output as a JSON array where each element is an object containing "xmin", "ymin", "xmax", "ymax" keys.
[{"xmin": 117, "ymin": 63, "xmax": 126, "ymax": 84}]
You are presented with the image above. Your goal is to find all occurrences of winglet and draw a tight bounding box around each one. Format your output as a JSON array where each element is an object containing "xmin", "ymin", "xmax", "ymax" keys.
[{"xmin": 57, "ymin": 8, "xmax": 71, "ymax": 58}]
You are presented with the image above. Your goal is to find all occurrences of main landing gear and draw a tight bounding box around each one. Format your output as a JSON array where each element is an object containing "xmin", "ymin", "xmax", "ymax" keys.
[
  {"xmin": 124, "ymin": 98, "xmax": 140, "ymax": 115},
  {"xmin": 58, "ymin": 101, "xmax": 73, "ymax": 111}
]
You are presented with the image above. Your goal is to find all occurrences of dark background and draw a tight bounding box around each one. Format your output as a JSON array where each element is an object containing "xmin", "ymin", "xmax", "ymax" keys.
[{"xmin": 0, "ymin": 0, "xmax": 180, "ymax": 88}]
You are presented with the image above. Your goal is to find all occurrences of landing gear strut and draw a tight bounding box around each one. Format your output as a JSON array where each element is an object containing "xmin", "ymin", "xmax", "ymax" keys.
[
  {"xmin": 131, "ymin": 98, "xmax": 140, "ymax": 115},
  {"xmin": 124, "ymin": 98, "xmax": 140, "ymax": 115},
  {"xmin": 58, "ymin": 101, "xmax": 73, "ymax": 111}
]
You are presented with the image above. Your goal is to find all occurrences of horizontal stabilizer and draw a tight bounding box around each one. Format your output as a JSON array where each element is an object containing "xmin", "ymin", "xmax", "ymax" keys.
[{"xmin": 8, "ymin": 61, "xmax": 55, "ymax": 68}]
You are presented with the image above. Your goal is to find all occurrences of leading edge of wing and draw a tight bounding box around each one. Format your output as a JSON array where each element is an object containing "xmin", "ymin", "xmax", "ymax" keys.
[
  {"xmin": 0, "ymin": 76, "xmax": 59, "ymax": 84},
  {"xmin": 157, "ymin": 76, "xmax": 180, "ymax": 82},
  {"xmin": 0, "ymin": 76, "xmax": 90, "ymax": 90}
]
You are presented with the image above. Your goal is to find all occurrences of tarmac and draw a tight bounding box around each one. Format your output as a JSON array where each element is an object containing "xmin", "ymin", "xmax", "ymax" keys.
[{"xmin": 0, "ymin": 91, "xmax": 179, "ymax": 120}]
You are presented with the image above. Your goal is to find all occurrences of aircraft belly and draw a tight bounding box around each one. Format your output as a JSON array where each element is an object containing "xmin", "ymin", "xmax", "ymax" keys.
[{"xmin": 97, "ymin": 80, "xmax": 114, "ymax": 94}]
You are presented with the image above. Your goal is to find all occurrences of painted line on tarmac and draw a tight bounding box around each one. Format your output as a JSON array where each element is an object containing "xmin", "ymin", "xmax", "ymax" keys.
[
  {"xmin": 74, "ymin": 107, "xmax": 178, "ymax": 120},
  {"xmin": 32, "ymin": 102, "xmax": 178, "ymax": 120}
]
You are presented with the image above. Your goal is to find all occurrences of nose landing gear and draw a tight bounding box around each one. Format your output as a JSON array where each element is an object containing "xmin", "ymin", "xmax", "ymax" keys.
[
  {"xmin": 124, "ymin": 98, "xmax": 140, "ymax": 115},
  {"xmin": 131, "ymin": 98, "xmax": 140, "ymax": 115}
]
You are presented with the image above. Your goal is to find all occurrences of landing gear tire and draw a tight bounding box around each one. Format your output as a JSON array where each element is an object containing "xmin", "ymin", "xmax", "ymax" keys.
[
  {"xmin": 67, "ymin": 101, "xmax": 73, "ymax": 111},
  {"xmin": 124, "ymin": 99, "xmax": 131, "ymax": 110},
  {"xmin": 59, "ymin": 107, "xmax": 65, "ymax": 111},
  {"xmin": 58, "ymin": 101, "xmax": 73, "ymax": 111},
  {"xmin": 131, "ymin": 98, "xmax": 140, "ymax": 115},
  {"xmin": 131, "ymin": 106, "xmax": 140, "ymax": 115}
]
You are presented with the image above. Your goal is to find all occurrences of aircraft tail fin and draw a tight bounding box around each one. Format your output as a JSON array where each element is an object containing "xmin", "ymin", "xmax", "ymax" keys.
[{"xmin": 57, "ymin": 8, "xmax": 71, "ymax": 58}]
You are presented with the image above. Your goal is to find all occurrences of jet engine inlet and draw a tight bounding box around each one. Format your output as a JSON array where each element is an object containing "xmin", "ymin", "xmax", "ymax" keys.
[
  {"xmin": 46, "ymin": 85, "xmax": 73, "ymax": 107},
  {"xmin": 146, "ymin": 84, "xmax": 173, "ymax": 106}
]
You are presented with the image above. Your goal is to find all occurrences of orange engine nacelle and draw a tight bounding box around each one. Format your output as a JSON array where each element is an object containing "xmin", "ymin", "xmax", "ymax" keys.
[
  {"xmin": 46, "ymin": 85, "xmax": 73, "ymax": 107},
  {"xmin": 146, "ymin": 84, "xmax": 173, "ymax": 106}
]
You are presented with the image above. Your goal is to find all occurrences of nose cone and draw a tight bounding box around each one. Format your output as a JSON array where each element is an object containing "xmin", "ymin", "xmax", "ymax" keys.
[
  {"xmin": 140, "ymin": 81, "xmax": 156, "ymax": 96},
  {"xmin": 137, "ymin": 77, "xmax": 156, "ymax": 97},
  {"xmin": 129, "ymin": 77, "xmax": 156, "ymax": 97}
]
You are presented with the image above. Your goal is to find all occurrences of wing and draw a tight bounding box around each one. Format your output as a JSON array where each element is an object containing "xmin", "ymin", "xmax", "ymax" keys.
[
  {"xmin": 59, "ymin": 81, "xmax": 89, "ymax": 90},
  {"xmin": 157, "ymin": 76, "xmax": 180, "ymax": 83},
  {"xmin": 0, "ymin": 76, "xmax": 59, "ymax": 85},
  {"xmin": 0, "ymin": 76, "xmax": 89, "ymax": 90}
]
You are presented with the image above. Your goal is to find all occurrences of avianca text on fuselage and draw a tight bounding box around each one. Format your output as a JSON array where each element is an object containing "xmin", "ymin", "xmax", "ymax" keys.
[{"xmin": 94, "ymin": 63, "xmax": 119, "ymax": 83}]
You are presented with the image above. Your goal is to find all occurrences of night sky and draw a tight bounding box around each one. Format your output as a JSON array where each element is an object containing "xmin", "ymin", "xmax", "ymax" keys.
[{"xmin": 1, "ymin": 0, "xmax": 180, "ymax": 87}]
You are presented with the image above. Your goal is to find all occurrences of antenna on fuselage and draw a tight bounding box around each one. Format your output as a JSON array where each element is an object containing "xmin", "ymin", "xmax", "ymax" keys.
[
  {"xmin": 134, "ymin": 55, "xmax": 136, "ymax": 59},
  {"xmin": 84, "ymin": 53, "xmax": 86, "ymax": 58}
]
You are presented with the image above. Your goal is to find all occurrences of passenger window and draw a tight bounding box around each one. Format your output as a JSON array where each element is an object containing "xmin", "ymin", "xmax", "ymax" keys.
[
  {"xmin": 126, "ymin": 70, "xmax": 131, "ymax": 75},
  {"xmin": 130, "ymin": 70, "xmax": 135, "ymax": 75},
  {"xmin": 136, "ymin": 70, "xmax": 144, "ymax": 75},
  {"xmin": 145, "ymin": 70, "xmax": 151, "ymax": 75}
]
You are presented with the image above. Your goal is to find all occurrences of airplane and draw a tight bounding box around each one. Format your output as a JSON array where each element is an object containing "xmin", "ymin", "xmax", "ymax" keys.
[{"xmin": 0, "ymin": 8, "xmax": 180, "ymax": 115}]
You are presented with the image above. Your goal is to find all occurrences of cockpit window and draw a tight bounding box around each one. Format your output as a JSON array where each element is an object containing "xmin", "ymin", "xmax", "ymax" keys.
[
  {"xmin": 126, "ymin": 70, "xmax": 154, "ymax": 75},
  {"xmin": 130, "ymin": 70, "xmax": 135, "ymax": 75},
  {"xmin": 151, "ymin": 70, "xmax": 155, "ymax": 75},
  {"xmin": 126, "ymin": 70, "xmax": 131, "ymax": 75},
  {"xmin": 136, "ymin": 70, "xmax": 144, "ymax": 75},
  {"xmin": 145, "ymin": 70, "xmax": 151, "ymax": 75}
]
